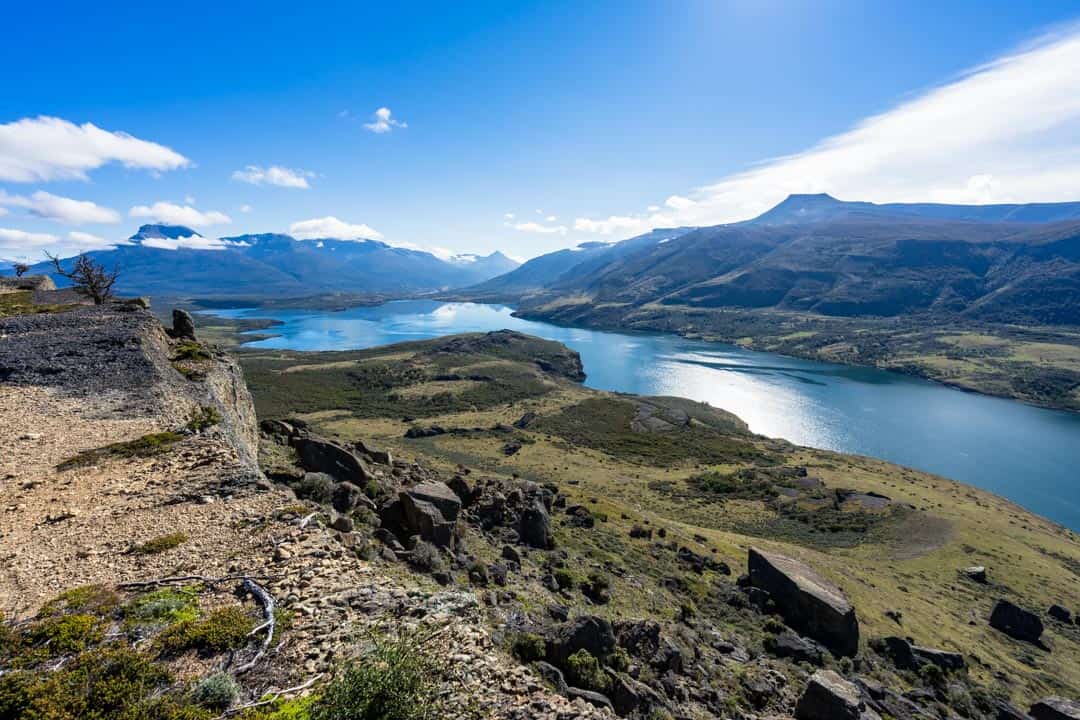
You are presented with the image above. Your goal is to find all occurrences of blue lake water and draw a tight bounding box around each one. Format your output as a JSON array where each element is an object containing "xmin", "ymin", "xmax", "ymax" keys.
[{"xmin": 204, "ymin": 300, "xmax": 1080, "ymax": 531}]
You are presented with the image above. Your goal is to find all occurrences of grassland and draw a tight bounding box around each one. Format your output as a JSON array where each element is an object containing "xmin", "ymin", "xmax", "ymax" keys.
[{"xmin": 238, "ymin": 331, "xmax": 1080, "ymax": 707}]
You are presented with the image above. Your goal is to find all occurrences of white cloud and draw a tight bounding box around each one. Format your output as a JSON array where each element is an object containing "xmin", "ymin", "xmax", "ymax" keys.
[
  {"xmin": 239, "ymin": 204, "xmax": 253, "ymax": 213},
  {"xmin": 129, "ymin": 202, "xmax": 231, "ymax": 227},
  {"xmin": 572, "ymin": 215, "xmax": 646, "ymax": 235},
  {"xmin": 363, "ymin": 107, "xmax": 407, "ymax": 134},
  {"xmin": 232, "ymin": 165, "xmax": 313, "ymax": 189},
  {"xmin": 0, "ymin": 207, "xmax": 7, "ymax": 217},
  {"xmin": 0, "ymin": 116, "xmax": 190, "ymax": 183},
  {"xmin": 184, "ymin": 195, "xmax": 196, "ymax": 205},
  {"xmin": 511, "ymin": 221, "xmax": 568, "ymax": 235},
  {"xmin": 546, "ymin": 215, "xmax": 558, "ymax": 222},
  {"xmin": 67, "ymin": 231, "xmax": 126, "ymax": 250},
  {"xmin": 0, "ymin": 190, "xmax": 120, "ymax": 224},
  {"xmin": 0, "ymin": 227, "xmax": 60, "ymax": 247},
  {"xmin": 575, "ymin": 24, "xmax": 1080, "ymax": 234},
  {"xmin": 139, "ymin": 235, "xmax": 246, "ymax": 251},
  {"xmin": 503, "ymin": 212, "xmax": 515, "ymax": 220},
  {"xmin": 288, "ymin": 216, "xmax": 383, "ymax": 240}
]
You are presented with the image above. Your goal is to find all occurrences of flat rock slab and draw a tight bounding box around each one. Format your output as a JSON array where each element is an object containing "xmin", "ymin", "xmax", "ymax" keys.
[
  {"xmin": 749, "ymin": 547, "xmax": 859, "ymax": 656},
  {"xmin": 407, "ymin": 481, "xmax": 462, "ymax": 522},
  {"xmin": 796, "ymin": 670, "xmax": 874, "ymax": 720},
  {"xmin": 1031, "ymin": 697, "xmax": 1080, "ymax": 720}
]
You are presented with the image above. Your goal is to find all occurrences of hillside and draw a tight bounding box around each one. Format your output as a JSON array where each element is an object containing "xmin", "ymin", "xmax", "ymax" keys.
[
  {"xmin": 2, "ymin": 289, "xmax": 1079, "ymax": 719},
  {"xmin": 12, "ymin": 224, "xmax": 519, "ymax": 298},
  {"xmin": 236, "ymin": 330, "xmax": 1080, "ymax": 718}
]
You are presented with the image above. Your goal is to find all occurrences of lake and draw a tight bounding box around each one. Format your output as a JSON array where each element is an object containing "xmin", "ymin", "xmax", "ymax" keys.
[{"xmin": 204, "ymin": 300, "xmax": 1080, "ymax": 531}]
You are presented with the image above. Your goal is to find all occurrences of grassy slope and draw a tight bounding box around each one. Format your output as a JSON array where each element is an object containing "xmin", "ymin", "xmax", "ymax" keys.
[
  {"xmin": 516, "ymin": 300, "xmax": 1080, "ymax": 412},
  {"xmin": 238, "ymin": 334, "xmax": 1080, "ymax": 707}
]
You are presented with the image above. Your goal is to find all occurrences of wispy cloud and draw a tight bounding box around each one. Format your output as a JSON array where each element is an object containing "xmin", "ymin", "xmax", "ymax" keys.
[
  {"xmin": 0, "ymin": 227, "xmax": 59, "ymax": 248},
  {"xmin": 364, "ymin": 107, "xmax": 407, "ymax": 134},
  {"xmin": 0, "ymin": 190, "xmax": 120, "ymax": 224},
  {"xmin": 139, "ymin": 235, "xmax": 248, "ymax": 251},
  {"xmin": 289, "ymin": 216, "xmax": 383, "ymax": 240},
  {"xmin": 574, "ymin": 24, "xmax": 1080, "ymax": 235},
  {"xmin": 0, "ymin": 116, "xmax": 190, "ymax": 182},
  {"xmin": 232, "ymin": 165, "xmax": 314, "ymax": 189},
  {"xmin": 510, "ymin": 221, "xmax": 567, "ymax": 235},
  {"xmin": 129, "ymin": 202, "xmax": 231, "ymax": 227}
]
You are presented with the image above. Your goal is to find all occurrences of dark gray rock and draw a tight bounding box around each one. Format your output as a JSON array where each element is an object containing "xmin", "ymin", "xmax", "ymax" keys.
[
  {"xmin": 519, "ymin": 499, "xmax": 553, "ymax": 549},
  {"xmin": 330, "ymin": 513, "xmax": 354, "ymax": 533},
  {"xmin": 545, "ymin": 615, "xmax": 616, "ymax": 666},
  {"xmin": 748, "ymin": 547, "xmax": 859, "ymax": 656},
  {"xmin": 171, "ymin": 308, "xmax": 197, "ymax": 340},
  {"xmin": 407, "ymin": 481, "xmax": 461, "ymax": 522},
  {"xmin": 1048, "ymin": 605, "xmax": 1073, "ymax": 624},
  {"xmin": 565, "ymin": 504, "xmax": 595, "ymax": 528},
  {"xmin": 990, "ymin": 599, "xmax": 1044, "ymax": 645},
  {"xmin": 995, "ymin": 700, "xmax": 1034, "ymax": 720},
  {"xmin": 606, "ymin": 670, "xmax": 665, "ymax": 717},
  {"xmin": 961, "ymin": 566, "xmax": 988, "ymax": 584},
  {"xmin": 1030, "ymin": 697, "xmax": 1080, "ymax": 720},
  {"xmin": 873, "ymin": 636, "xmax": 964, "ymax": 672},
  {"xmin": 331, "ymin": 481, "xmax": 364, "ymax": 513},
  {"xmin": 534, "ymin": 661, "xmax": 567, "ymax": 692},
  {"xmin": 565, "ymin": 687, "xmax": 613, "ymax": 711},
  {"xmin": 501, "ymin": 545, "xmax": 521, "ymax": 564},
  {"xmin": 295, "ymin": 436, "xmax": 375, "ymax": 485},
  {"xmin": 766, "ymin": 630, "xmax": 826, "ymax": 665},
  {"xmin": 399, "ymin": 493, "xmax": 456, "ymax": 548},
  {"xmin": 795, "ymin": 670, "xmax": 866, "ymax": 720},
  {"xmin": 447, "ymin": 474, "xmax": 475, "ymax": 506}
]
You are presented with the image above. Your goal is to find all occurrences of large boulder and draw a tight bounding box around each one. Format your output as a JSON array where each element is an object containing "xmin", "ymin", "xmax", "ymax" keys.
[
  {"xmin": 545, "ymin": 615, "xmax": 616, "ymax": 667},
  {"xmin": 873, "ymin": 636, "xmax": 965, "ymax": 672},
  {"xmin": 399, "ymin": 493, "xmax": 456, "ymax": 548},
  {"xmin": 171, "ymin": 308, "xmax": 197, "ymax": 340},
  {"xmin": 407, "ymin": 481, "xmax": 461, "ymax": 522},
  {"xmin": 795, "ymin": 670, "xmax": 871, "ymax": 720},
  {"xmin": 990, "ymin": 599, "xmax": 1044, "ymax": 645},
  {"xmin": 748, "ymin": 548, "xmax": 859, "ymax": 656},
  {"xmin": 519, "ymin": 499, "xmax": 553, "ymax": 549},
  {"xmin": 1030, "ymin": 697, "xmax": 1080, "ymax": 720},
  {"xmin": 295, "ymin": 436, "xmax": 375, "ymax": 485},
  {"xmin": 1048, "ymin": 605, "xmax": 1073, "ymax": 624},
  {"xmin": 766, "ymin": 631, "xmax": 826, "ymax": 666}
]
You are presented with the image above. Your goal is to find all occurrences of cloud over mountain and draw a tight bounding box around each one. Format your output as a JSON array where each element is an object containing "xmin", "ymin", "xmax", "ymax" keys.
[
  {"xmin": 129, "ymin": 202, "xmax": 231, "ymax": 227},
  {"xmin": 288, "ymin": 216, "xmax": 383, "ymax": 240}
]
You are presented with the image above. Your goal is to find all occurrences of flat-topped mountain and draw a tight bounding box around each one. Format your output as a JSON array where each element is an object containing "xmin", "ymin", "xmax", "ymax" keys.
[
  {"xmin": 465, "ymin": 196, "xmax": 1080, "ymax": 325},
  {"xmin": 13, "ymin": 224, "xmax": 519, "ymax": 298}
]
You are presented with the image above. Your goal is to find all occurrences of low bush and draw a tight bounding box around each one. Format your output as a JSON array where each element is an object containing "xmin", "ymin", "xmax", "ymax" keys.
[
  {"xmin": 564, "ymin": 649, "xmax": 609, "ymax": 692},
  {"xmin": 408, "ymin": 541, "xmax": 444, "ymax": 572},
  {"xmin": 124, "ymin": 587, "xmax": 199, "ymax": 627},
  {"xmin": 58, "ymin": 432, "xmax": 185, "ymax": 470},
  {"xmin": 511, "ymin": 633, "xmax": 546, "ymax": 663},
  {"xmin": 192, "ymin": 672, "xmax": 239, "ymax": 710},
  {"xmin": 311, "ymin": 629, "xmax": 441, "ymax": 720},
  {"xmin": 186, "ymin": 406, "xmax": 222, "ymax": 432},
  {"xmin": 26, "ymin": 614, "xmax": 103, "ymax": 655},
  {"xmin": 173, "ymin": 341, "xmax": 212, "ymax": 362},
  {"xmin": 157, "ymin": 606, "xmax": 255, "ymax": 656},
  {"xmin": 134, "ymin": 532, "xmax": 189, "ymax": 555}
]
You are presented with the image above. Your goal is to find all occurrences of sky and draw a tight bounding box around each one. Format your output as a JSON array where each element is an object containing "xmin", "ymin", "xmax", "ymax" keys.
[{"xmin": 2, "ymin": 1, "xmax": 1080, "ymax": 262}]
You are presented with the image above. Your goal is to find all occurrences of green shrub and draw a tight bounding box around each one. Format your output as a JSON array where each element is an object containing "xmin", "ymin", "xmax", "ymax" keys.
[
  {"xmin": 311, "ymin": 630, "xmax": 440, "ymax": 720},
  {"xmin": 511, "ymin": 633, "xmax": 546, "ymax": 663},
  {"xmin": 58, "ymin": 432, "xmax": 185, "ymax": 470},
  {"xmin": 408, "ymin": 541, "xmax": 444, "ymax": 572},
  {"xmin": 0, "ymin": 645, "xmax": 172, "ymax": 719},
  {"xmin": 186, "ymin": 406, "xmax": 222, "ymax": 432},
  {"xmin": 157, "ymin": 606, "xmax": 255, "ymax": 655},
  {"xmin": 134, "ymin": 532, "xmax": 189, "ymax": 555},
  {"xmin": 606, "ymin": 646, "xmax": 631, "ymax": 673},
  {"xmin": 27, "ymin": 614, "xmax": 103, "ymax": 654},
  {"xmin": 565, "ymin": 649, "xmax": 609, "ymax": 692},
  {"xmin": 238, "ymin": 696, "xmax": 316, "ymax": 719},
  {"xmin": 174, "ymin": 341, "xmax": 212, "ymax": 361},
  {"xmin": 124, "ymin": 587, "xmax": 199, "ymax": 626},
  {"xmin": 553, "ymin": 568, "xmax": 577, "ymax": 590},
  {"xmin": 42, "ymin": 585, "xmax": 120, "ymax": 616},
  {"xmin": 192, "ymin": 672, "xmax": 239, "ymax": 710}
]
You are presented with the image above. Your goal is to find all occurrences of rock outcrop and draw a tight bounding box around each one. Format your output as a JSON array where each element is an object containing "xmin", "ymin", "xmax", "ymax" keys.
[
  {"xmin": 990, "ymin": 599, "xmax": 1044, "ymax": 645},
  {"xmin": 795, "ymin": 670, "xmax": 875, "ymax": 720},
  {"xmin": 748, "ymin": 547, "xmax": 860, "ymax": 656},
  {"xmin": 1031, "ymin": 697, "xmax": 1080, "ymax": 720}
]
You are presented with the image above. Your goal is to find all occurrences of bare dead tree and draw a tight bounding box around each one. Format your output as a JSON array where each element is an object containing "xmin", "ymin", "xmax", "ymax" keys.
[
  {"xmin": 44, "ymin": 251, "xmax": 119, "ymax": 305},
  {"xmin": 13, "ymin": 262, "xmax": 30, "ymax": 277}
]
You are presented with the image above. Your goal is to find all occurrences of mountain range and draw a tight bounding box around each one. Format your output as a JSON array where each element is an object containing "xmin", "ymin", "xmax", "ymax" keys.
[
  {"xmin": 12, "ymin": 225, "xmax": 519, "ymax": 297},
  {"xmin": 463, "ymin": 194, "xmax": 1080, "ymax": 325}
]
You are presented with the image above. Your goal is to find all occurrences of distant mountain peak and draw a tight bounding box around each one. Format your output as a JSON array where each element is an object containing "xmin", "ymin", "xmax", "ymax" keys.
[{"xmin": 130, "ymin": 224, "xmax": 202, "ymax": 241}]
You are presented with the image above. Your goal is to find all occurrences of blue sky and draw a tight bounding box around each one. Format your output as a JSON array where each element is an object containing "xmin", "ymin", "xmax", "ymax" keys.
[{"xmin": 2, "ymin": 1, "xmax": 1080, "ymax": 261}]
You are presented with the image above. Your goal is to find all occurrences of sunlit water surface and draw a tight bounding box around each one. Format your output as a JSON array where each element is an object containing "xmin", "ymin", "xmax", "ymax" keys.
[{"xmin": 203, "ymin": 301, "xmax": 1080, "ymax": 530}]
